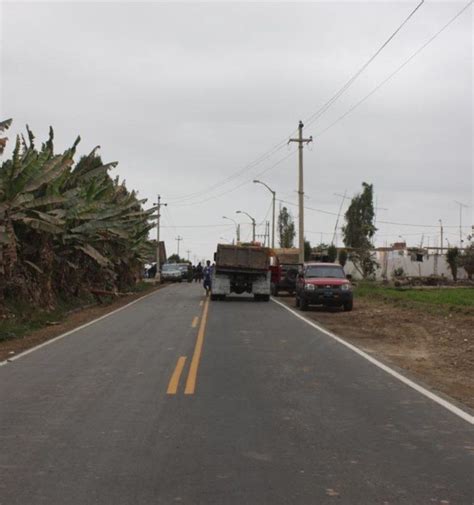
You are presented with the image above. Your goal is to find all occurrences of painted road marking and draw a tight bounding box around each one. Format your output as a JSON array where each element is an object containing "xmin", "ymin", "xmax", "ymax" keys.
[
  {"xmin": 192, "ymin": 316, "xmax": 199, "ymax": 328},
  {"xmin": 272, "ymin": 297, "xmax": 474, "ymax": 425},
  {"xmin": 199, "ymin": 300, "xmax": 204, "ymax": 307},
  {"xmin": 166, "ymin": 356, "xmax": 187, "ymax": 395},
  {"xmin": 184, "ymin": 298, "xmax": 210, "ymax": 395}
]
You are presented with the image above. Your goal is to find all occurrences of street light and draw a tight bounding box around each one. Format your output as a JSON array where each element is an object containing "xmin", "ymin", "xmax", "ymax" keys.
[
  {"xmin": 253, "ymin": 179, "xmax": 276, "ymax": 249},
  {"xmin": 222, "ymin": 215, "xmax": 240, "ymax": 242},
  {"xmin": 236, "ymin": 210, "xmax": 256, "ymax": 243}
]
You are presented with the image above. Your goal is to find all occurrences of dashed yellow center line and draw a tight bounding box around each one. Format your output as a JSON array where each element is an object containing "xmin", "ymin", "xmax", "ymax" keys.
[
  {"xmin": 166, "ymin": 356, "xmax": 187, "ymax": 395},
  {"xmin": 184, "ymin": 297, "xmax": 210, "ymax": 395},
  {"xmin": 192, "ymin": 316, "xmax": 199, "ymax": 328}
]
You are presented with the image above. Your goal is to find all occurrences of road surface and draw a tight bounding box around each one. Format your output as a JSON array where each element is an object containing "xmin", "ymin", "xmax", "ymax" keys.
[{"xmin": 0, "ymin": 283, "xmax": 473, "ymax": 504}]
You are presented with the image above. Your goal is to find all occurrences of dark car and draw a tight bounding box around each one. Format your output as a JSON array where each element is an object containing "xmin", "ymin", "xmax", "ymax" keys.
[
  {"xmin": 295, "ymin": 262, "xmax": 353, "ymax": 311},
  {"xmin": 270, "ymin": 263, "xmax": 300, "ymax": 296},
  {"xmin": 177, "ymin": 263, "xmax": 193, "ymax": 282}
]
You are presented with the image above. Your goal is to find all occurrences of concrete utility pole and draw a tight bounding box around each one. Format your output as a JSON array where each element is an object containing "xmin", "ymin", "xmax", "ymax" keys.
[
  {"xmin": 223, "ymin": 216, "xmax": 240, "ymax": 243},
  {"xmin": 186, "ymin": 249, "xmax": 191, "ymax": 261},
  {"xmin": 236, "ymin": 210, "xmax": 256, "ymax": 242},
  {"xmin": 439, "ymin": 219, "xmax": 444, "ymax": 255},
  {"xmin": 289, "ymin": 121, "xmax": 312, "ymax": 264},
  {"xmin": 454, "ymin": 201, "xmax": 469, "ymax": 248},
  {"xmin": 253, "ymin": 180, "xmax": 276, "ymax": 248},
  {"xmin": 333, "ymin": 191, "xmax": 350, "ymax": 246},
  {"xmin": 154, "ymin": 195, "xmax": 167, "ymax": 279},
  {"xmin": 175, "ymin": 235, "xmax": 183, "ymax": 257}
]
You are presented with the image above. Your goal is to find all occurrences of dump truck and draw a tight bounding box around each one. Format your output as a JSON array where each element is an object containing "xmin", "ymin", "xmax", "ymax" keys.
[{"xmin": 211, "ymin": 244, "xmax": 271, "ymax": 301}]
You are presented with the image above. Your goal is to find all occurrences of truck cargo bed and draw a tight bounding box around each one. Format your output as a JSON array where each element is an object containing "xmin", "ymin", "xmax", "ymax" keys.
[{"xmin": 215, "ymin": 244, "xmax": 269, "ymax": 272}]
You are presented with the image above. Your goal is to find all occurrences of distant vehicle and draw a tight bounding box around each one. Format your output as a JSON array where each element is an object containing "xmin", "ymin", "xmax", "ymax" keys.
[
  {"xmin": 295, "ymin": 262, "xmax": 353, "ymax": 311},
  {"xmin": 270, "ymin": 248, "xmax": 300, "ymax": 296},
  {"xmin": 270, "ymin": 264, "xmax": 300, "ymax": 296},
  {"xmin": 177, "ymin": 263, "xmax": 193, "ymax": 282},
  {"xmin": 161, "ymin": 263, "xmax": 182, "ymax": 282},
  {"xmin": 211, "ymin": 244, "xmax": 271, "ymax": 301}
]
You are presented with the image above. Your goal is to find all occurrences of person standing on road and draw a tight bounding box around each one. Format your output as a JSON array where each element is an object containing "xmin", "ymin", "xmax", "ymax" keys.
[
  {"xmin": 195, "ymin": 262, "xmax": 203, "ymax": 283},
  {"xmin": 203, "ymin": 260, "xmax": 212, "ymax": 296}
]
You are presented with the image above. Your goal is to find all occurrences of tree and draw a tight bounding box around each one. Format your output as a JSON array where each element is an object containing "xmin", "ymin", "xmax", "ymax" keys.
[
  {"xmin": 460, "ymin": 244, "xmax": 474, "ymax": 280},
  {"xmin": 304, "ymin": 239, "xmax": 312, "ymax": 261},
  {"xmin": 327, "ymin": 244, "xmax": 337, "ymax": 263},
  {"xmin": 342, "ymin": 182, "xmax": 378, "ymax": 278},
  {"xmin": 278, "ymin": 206, "xmax": 295, "ymax": 248},
  {"xmin": 338, "ymin": 249, "xmax": 348, "ymax": 267},
  {"xmin": 0, "ymin": 120, "xmax": 155, "ymax": 308},
  {"xmin": 446, "ymin": 247, "xmax": 460, "ymax": 281},
  {"xmin": 168, "ymin": 254, "xmax": 182, "ymax": 263}
]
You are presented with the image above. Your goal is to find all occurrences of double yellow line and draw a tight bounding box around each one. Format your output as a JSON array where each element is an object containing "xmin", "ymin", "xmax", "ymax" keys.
[{"xmin": 166, "ymin": 297, "xmax": 210, "ymax": 395}]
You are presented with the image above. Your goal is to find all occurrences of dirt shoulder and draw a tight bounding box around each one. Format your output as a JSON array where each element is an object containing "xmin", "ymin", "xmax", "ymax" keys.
[
  {"xmin": 0, "ymin": 283, "xmax": 167, "ymax": 363},
  {"xmin": 279, "ymin": 294, "xmax": 474, "ymax": 410}
]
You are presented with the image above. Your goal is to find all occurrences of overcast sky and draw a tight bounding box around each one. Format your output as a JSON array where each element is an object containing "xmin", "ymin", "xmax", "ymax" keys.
[{"xmin": 1, "ymin": 1, "xmax": 472, "ymax": 261}]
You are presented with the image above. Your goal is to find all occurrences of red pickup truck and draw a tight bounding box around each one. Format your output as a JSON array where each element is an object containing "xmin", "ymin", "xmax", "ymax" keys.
[{"xmin": 295, "ymin": 262, "xmax": 353, "ymax": 311}]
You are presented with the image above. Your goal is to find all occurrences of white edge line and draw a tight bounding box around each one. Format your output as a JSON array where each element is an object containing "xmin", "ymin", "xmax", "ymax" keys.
[
  {"xmin": 271, "ymin": 297, "xmax": 474, "ymax": 425},
  {"xmin": 0, "ymin": 287, "xmax": 167, "ymax": 367}
]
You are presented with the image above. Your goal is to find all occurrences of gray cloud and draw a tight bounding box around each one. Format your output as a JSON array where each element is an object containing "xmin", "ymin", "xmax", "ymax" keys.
[{"xmin": 1, "ymin": 1, "xmax": 472, "ymax": 259}]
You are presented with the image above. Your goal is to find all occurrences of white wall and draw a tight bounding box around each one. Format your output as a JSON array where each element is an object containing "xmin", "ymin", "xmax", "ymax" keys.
[{"xmin": 344, "ymin": 250, "xmax": 468, "ymax": 280}]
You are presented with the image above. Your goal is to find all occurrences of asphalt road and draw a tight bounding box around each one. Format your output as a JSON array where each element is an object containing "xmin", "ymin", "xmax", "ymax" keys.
[{"xmin": 0, "ymin": 283, "xmax": 473, "ymax": 505}]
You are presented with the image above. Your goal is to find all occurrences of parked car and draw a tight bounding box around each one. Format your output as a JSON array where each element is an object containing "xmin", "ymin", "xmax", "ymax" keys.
[
  {"xmin": 270, "ymin": 263, "xmax": 300, "ymax": 296},
  {"xmin": 177, "ymin": 263, "xmax": 193, "ymax": 282},
  {"xmin": 295, "ymin": 262, "xmax": 353, "ymax": 311},
  {"xmin": 161, "ymin": 263, "xmax": 183, "ymax": 282}
]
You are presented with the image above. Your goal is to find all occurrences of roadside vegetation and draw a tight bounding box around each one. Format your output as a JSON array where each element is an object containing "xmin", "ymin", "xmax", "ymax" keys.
[
  {"xmin": 0, "ymin": 119, "xmax": 155, "ymax": 316},
  {"xmin": 354, "ymin": 282, "xmax": 474, "ymax": 311}
]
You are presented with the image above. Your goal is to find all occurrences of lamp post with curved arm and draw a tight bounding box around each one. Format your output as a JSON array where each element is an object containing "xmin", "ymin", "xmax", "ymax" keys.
[
  {"xmin": 236, "ymin": 210, "xmax": 256, "ymax": 243},
  {"xmin": 222, "ymin": 215, "xmax": 240, "ymax": 243},
  {"xmin": 253, "ymin": 179, "xmax": 276, "ymax": 248}
]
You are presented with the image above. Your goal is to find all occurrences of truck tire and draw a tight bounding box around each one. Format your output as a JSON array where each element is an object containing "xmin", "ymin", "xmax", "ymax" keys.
[{"xmin": 262, "ymin": 294, "xmax": 270, "ymax": 302}]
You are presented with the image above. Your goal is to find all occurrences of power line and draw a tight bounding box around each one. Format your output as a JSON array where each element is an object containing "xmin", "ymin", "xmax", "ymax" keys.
[
  {"xmin": 279, "ymin": 198, "xmax": 468, "ymax": 228},
  {"xmin": 172, "ymin": 150, "xmax": 297, "ymax": 207},
  {"xmin": 304, "ymin": 0, "xmax": 425, "ymax": 128},
  {"xmin": 164, "ymin": 2, "xmax": 424, "ymax": 205},
  {"xmin": 314, "ymin": 0, "xmax": 473, "ymax": 138}
]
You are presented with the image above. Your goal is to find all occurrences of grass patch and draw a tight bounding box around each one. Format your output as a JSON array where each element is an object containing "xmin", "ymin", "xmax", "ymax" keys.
[
  {"xmin": 0, "ymin": 281, "xmax": 157, "ymax": 343},
  {"xmin": 355, "ymin": 282, "xmax": 474, "ymax": 312},
  {"xmin": 0, "ymin": 295, "xmax": 95, "ymax": 343}
]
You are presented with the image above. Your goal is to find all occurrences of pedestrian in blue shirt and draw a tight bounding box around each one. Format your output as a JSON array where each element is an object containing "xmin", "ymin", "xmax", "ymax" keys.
[{"xmin": 203, "ymin": 260, "xmax": 212, "ymax": 296}]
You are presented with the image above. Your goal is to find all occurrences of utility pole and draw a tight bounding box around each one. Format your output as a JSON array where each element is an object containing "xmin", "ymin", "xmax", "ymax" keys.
[
  {"xmin": 236, "ymin": 210, "xmax": 256, "ymax": 243},
  {"xmin": 289, "ymin": 121, "xmax": 312, "ymax": 264},
  {"xmin": 439, "ymin": 219, "xmax": 444, "ymax": 255},
  {"xmin": 175, "ymin": 235, "xmax": 183, "ymax": 258},
  {"xmin": 223, "ymin": 215, "xmax": 240, "ymax": 243},
  {"xmin": 454, "ymin": 201, "xmax": 469, "ymax": 248},
  {"xmin": 154, "ymin": 195, "xmax": 167, "ymax": 280},
  {"xmin": 186, "ymin": 249, "xmax": 191, "ymax": 262},
  {"xmin": 333, "ymin": 191, "xmax": 350, "ymax": 246},
  {"xmin": 373, "ymin": 197, "xmax": 388, "ymax": 247},
  {"xmin": 253, "ymin": 180, "xmax": 276, "ymax": 248}
]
